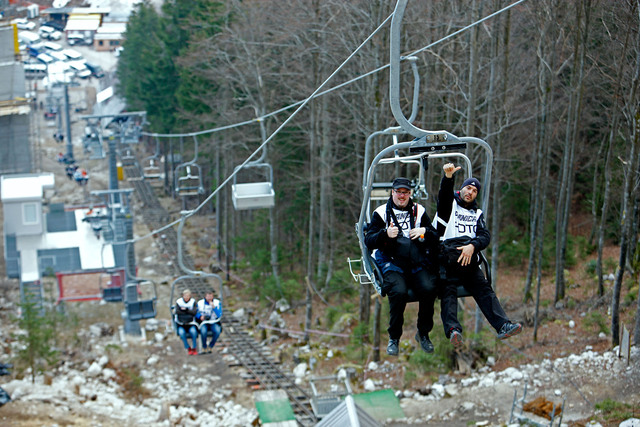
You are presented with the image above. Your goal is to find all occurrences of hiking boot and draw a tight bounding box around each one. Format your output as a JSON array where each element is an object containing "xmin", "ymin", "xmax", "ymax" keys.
[
  {"xmin": 415, "ymin": 332, "xmax": 434, "ymax": 353},
  {"xmin": 497, "ymin": 322, "xmax": 522, "ymax": 340},
  {"xmin": 449, "ymin": 329, "xmax": 463, "ymax": 348},
  {"xmin": 386, "ymin": 339, "xmax": 399, "ymax": 356}
]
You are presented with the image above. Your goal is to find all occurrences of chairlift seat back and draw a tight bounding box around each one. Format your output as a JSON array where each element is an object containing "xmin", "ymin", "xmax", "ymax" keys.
[
  {"xmin": 127, "ymin": 299, "xmax": 156, "ymax": 320},
  {"xmin": 102, "ymin": 286, "xmax": 122, "ymax": 302}
]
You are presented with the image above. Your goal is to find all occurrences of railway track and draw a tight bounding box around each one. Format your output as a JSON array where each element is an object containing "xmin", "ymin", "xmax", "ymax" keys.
[{"xmin": 123, "ymin": 162, "xmax": 318, "ymax": 426}]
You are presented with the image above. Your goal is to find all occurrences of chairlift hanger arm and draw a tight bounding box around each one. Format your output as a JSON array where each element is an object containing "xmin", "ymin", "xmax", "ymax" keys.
[{"xmin": 389, "ymin": 0, "xmax": 458, "ymax": 141}]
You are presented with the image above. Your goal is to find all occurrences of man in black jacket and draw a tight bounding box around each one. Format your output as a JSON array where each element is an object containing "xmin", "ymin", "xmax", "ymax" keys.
[
  {"xmin": 435, "ymin": 163, "xmax": 522, "ymax": 348},
  {"xmin": 365, "ymin": 178, "xmax": 440, "ymax": 356}
]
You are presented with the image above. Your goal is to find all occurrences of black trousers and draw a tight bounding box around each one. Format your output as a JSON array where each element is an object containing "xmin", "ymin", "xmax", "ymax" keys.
[
  {"xmin": 440, "ymin": 266, "xmax": 509, "ymax": 337},
  {"xmin": 382, "ymin": 269, "xmax": 438, "ymax": 340}
]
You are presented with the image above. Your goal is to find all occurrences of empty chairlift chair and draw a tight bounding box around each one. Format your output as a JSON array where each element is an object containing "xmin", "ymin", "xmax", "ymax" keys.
[
  {"xmin": 125, "ymin": 278, "xmax": 158, "ymax": 321},
  {"xmin": 231, "ymin": 162, "xmax": 275, "ymax": 210},
  {"xmin": 99, "ymin": 268, "xmax": 124, "ymax": 302},
  {"xmin": 174, "ymin": 135, "xmax": 205, "ymax": 197},
  {"xmin": 175, "ymin": 164, "xmax": 204, "ymax": 196},
  {"xmin": 143, "ymin": 137, "xmax": 164, "ymax": 184}
]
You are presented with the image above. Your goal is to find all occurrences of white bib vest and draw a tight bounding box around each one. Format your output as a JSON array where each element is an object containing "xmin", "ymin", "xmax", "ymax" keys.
[
  {"xmin": 373, "ymin": 203, "xmax": 426, "ymax": 239},
  {"xmin": 433, "ymin": 200, "xmax": 482, "ymax": 241}
]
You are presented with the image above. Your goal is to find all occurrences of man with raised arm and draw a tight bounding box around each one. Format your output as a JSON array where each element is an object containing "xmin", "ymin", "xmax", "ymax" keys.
[
  {"xmin": 365, "ymin": 177, "xmax": 440, "ymax": 356},
  {"xmin": 435, "ymin": 163, "xmax": 522, "ymax": 348}
]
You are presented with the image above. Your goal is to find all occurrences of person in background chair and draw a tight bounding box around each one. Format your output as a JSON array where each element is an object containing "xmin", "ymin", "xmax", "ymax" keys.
[
  {"xmin": 175, "ymin": 289, "xmax": 198, "ymax": 355},
  {"xmin": 196, "ymin": 290, "xmax": 222, "ymax": 354}
]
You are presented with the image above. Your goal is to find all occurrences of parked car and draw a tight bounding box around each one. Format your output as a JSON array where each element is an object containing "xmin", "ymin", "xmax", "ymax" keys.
[
  {"xmin": 68, "ymin": 61, "xmax": 91, "ymax": 79},
  {"xmin": 18, "ymin": 31, "xmax": 41, "ymax": 46},
  {"xmin": 61, "ymin": 48, "xmax": 83, "ymax": 61},
  {"xmin": 36, "ymin": 52, "xmax": 54, "ymax": 65},
  {"xmin": 39, "ymin": 26, "xmax": 62, "ymax": 41},
  {"xmin": 85, "ymin": 62, "xmax": 105, "ymax": 78},
  {"xmin": 67, "ymin": 34, "xmax": 91, "ymax": 46},
  {"xmin": 43, "ymin": 41, "xmax": 63, "ymax": 52},
  {"xmin": 11, "ymin": 18, "xmax": 36, "ymax": 31},
  {"xmin": 43, "ymin": 20, "xmax": 65, "ymax": 32},
  {"xmin": 48, "ymin": 51, "xmax": 69, "ymax": 62}
]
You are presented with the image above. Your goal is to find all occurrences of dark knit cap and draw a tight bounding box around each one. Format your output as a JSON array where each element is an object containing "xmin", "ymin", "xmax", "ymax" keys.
[{"xmin": 461, "ymin": 177, "xmax": 481, "ymax": 193}]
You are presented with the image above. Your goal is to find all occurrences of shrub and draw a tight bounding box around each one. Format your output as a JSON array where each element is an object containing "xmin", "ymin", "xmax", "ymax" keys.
[
  {"xmin": 11, "ymin": 295, "xmax": 58, "ymax": 383},
  {"xmin": 594, "ymin": 398, "xmax": 636, "ymax": 423},
  {"xmin": 582, "ymin": 311, "xmax": 609, "ymax": 335}
]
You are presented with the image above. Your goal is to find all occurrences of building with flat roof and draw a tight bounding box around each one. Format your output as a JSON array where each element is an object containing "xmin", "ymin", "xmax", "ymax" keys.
[
  {"xmin": 94, "ymin": 21, "xmax": 125, "ymax": 52},
  {"xmin": 1, "ymin": 173, "xmax": 117, "ymax": 284}
]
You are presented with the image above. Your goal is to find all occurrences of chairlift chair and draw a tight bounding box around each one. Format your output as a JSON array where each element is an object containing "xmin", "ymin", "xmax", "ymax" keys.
[
  {"xmin": 169, "ymin": 273, "xmax": 224, "ymax": 337},
  {"xmin": 349, "ymin": 0, "xmax": 495, "ymax": 301},
  {"xmin": 231, "ymin": 162, "xmax": 275, "ymax": 210},
  {"xmin": 120, "ymin": 146, "xmax": 137, "ymax": 167},
  {"xmin": 175, "ymin": 164, "xmax": 205, "ymax": 196},
  {"xmin": 99, "ymin": 268, "xmax": 124, "ymax": 302},
  {"xmin": 174, "ymin": 135, "xmax": 205, "ymax": 197},
  {"xmin": 142, "ymin": 137, "xmax": 164, "ymax": 183},
  {"xmin": 125, "ymin": 278, "xmax": 158, "ymax": 321},
  {"xmin": 143, "ymin": 157, "xmax": 163, "ymax": 181}
]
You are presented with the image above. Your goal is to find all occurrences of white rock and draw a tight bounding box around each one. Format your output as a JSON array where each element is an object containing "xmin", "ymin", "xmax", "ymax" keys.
[
  {"xmin": 569, "ymin": 320, "xmax": 575, "ymax": 328},
  {"xmin": 486, "ymin": 356, "xmax": 495, "ymax": 366},
  {"xmin": 87, "ymin": 362, "xmax": 102, "ymax": 377},
  {"xmin": 293, "ymin": 362, "xmax": 307, "ymax": 378},
  {"xmin": 444, "ymin": 384, "xmax": 458, "ymax": 396},
  {"xmin": 461, "ymin": 377, "xmax": 478, "ymax": 387},
  {"xmin": 337, "ymin": 368, "xmax": 347, "ymax": 380},
  {"xmin": 326, "ymin": 349, "xmax": 333, "ymax": 359},
  {"xmin": 367, "ymin": 361, "xmax": 378, "ymax": 371},
  {"xmin": 598, "ymin": 332, "xmax": 607, "ymax": 339},
  {"xmin": 431, "ymin": 383, "xmax": 445, "ymax": 399},
  {"xmin": 363, "ymin": 379, "xmax": 376, "ymax": 391},
  {"xmin": 98, "ymin": 355, "xmax": 109, "ymax": 367},
  {"xmin": 147, "ymin": 355, "xmax": 159, "ymax": 365},
  {"xmin": 554, "ymin": 389, "xmax": 562, "ymax": 396},
  {"xmin": 102, "ymin": 368, "xmax": 116, "ymax": 380},
  {"xmin": 232, "ymin": 308, "xmax": 245, "ymax": 319}
]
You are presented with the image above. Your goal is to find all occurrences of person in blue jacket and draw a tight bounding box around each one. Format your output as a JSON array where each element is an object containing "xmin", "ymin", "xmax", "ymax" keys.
[
  {"xmin": 196, "ymin": 290, "xmax": 222, "ymax": 354},
  {"xmin": 364, "ymin": 177, "xmax": 440, "ymax": 356}
]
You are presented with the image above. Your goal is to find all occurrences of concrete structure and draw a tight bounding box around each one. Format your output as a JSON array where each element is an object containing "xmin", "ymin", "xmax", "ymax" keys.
[{"xmin": 0, "ymin": 23, "xmax": 32, "ymax": 175}]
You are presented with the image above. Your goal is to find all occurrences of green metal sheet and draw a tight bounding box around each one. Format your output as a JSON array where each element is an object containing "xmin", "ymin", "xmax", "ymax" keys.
[
  {"xmin": 352, "ymin": 389, "xmax": 405, "ymax": 421},
  {"xmin": 255, "ymin": 398, "xmax": 296, "ymax": 423}
]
